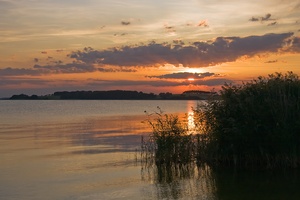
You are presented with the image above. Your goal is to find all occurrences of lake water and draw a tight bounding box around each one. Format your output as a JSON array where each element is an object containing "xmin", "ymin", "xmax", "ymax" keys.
[{"xmin": 1, "ymin": 100, "xmax": 300, "ymax": 200}]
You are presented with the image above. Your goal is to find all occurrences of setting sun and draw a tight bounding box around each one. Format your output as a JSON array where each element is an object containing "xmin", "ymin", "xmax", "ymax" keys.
[{"xmin": 188, "ymin": 78, "xmax": 195, "ymax": 81}]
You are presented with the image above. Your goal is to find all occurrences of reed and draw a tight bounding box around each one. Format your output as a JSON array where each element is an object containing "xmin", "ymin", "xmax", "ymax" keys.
[
  {"xmin": 197, "ymin": 72, "xmax": 300, "ymax": 169},
  {"xmin": 142, "ymin": 108, "xmax": 195, "ymax": 165},
  {"xmin": 141, "ymin": 72, "xmax": 300, "ymax": 169}
]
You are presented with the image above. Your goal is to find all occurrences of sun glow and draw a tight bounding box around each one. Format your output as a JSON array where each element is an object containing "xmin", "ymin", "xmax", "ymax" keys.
[
  {"xmin": 185, "ymin": 68, "xmax": 204, "ymax": 73},
  {"xmin": 188, "ymin": 78, "xmax": 195, "ymax": 81}
]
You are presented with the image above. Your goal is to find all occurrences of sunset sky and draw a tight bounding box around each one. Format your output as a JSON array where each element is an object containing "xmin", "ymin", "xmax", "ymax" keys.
[{"xmin": 0, "ymin": 0, "xmax": 300, "ymax": 97}]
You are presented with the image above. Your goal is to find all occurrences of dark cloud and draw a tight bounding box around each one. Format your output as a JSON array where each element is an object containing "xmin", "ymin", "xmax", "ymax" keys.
[
  {"xmin": 0, "ymin": 62, "xmax": 137, "ymax": 77},
  {"xmin": 267, "ymin": 22, "xmax": 277, "ymax": 26},
  {"xmin": 0, "ymin": 63, "xmax": 95, "ymax": 76},
  {"xmin": 249, "ymin": 17, "xmax": 260, "ymax": 22},
  {"xmin": 193, "ymin": 78, "xmax": 233, "ymax": 86},
  {"xmin": 121, "ymin": 21, "xmax": 130, "ymax": 25},
  {"xmin": 2, "ymin": 32, "xmax": 297, "ymax": 89},
  {"xmin": 164, "ymin": 25, "xmax": 174, "ymax": 30},
  {"xmin": 100, "ymin": 80, "xmax": 182, "ymax": 87},
  {"xmin": 116, "ymin": 68, "xmax": 137, "ymax": 72},
  {"xmin": 33, "ymin": 63, "xmax": 95, "ymax": 73},
  {"xmin": 114, "ymin": 33, "xmax": 127, "ymax": 37},
  {"xmin": 0, "ymin": 67, "xmax": 43, "ymax": 76},
  {"xmin": 53, "ymin": 60, "xmax": 63, "ymax": 65},
  {"xmin": 147, "ymin": 72, "xmax": 215, "ymax": 79},
  {"xmin": 70, "ymin": 32, "xmax": 295, "ymax": 68},
  {"xmin": 249, "ymin": 13, "xmax": 275, "ymax": 23},
  {"xmin": 173, "ymin": 40, "xmax": 185, "ymax": 45},
  {"xmin": 164, "ymin": 25, "xmax": 176, "ymax": 32},
  {"xmin": 265, "ymin": 60, "xmax": 278, "ymax": 63},
  {"xmin": 34, "ymin": 58, "xmax": 39, "ymax": 63},
  {"xmin": 34, "ymin": 63, "xmax": 135, "ymax": 74},
  {"xmin": 198, "ymin": 20, "xmax": 209, "ymax": 27},
  {"xmin": 41, "ymin": 51, "xmax": 47, "ymax": 54},
  {"xmin": 88, "ymin": 78, "xmax": 233, "ymax": 88},
  {"xmin": 0, "ymin": 77, "xmax": 52, "ymax": 86},
  {"xmin": 288, "ymin": 36, "xmax": 300, "ymax": 52},
  {"xmin": 97, "ymin": 67, "xmax": 137, "ymax": 73},
  {"xmin": 97, "ymin": 68, "xmax": 118, "ymax": 73},
  {"xmin": 261, "ymin": 13, "xmax": 272, "ymax": 21}
]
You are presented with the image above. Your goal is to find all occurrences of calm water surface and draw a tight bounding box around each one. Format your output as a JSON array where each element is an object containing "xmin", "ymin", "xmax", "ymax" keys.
[{"xmin": 1, "ymin": 100, "xmax": 300, "ymax": 200}]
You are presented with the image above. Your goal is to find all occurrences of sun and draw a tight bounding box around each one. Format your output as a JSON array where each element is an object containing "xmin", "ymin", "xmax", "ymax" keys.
[{"xmin": 188, "ymin": 78, "xmax": 195, "ymax": 81}]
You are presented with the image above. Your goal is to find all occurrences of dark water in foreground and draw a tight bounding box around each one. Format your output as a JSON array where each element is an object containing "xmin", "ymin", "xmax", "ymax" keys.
[{"xmin": 0, "ymin": 100, "xmax": 300, "ymax": 200}]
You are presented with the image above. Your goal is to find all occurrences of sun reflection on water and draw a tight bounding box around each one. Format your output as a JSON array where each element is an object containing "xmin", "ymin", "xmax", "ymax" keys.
[{"xmin": 188, "ymin": 111, "xmax": 196, "ymax": 134}]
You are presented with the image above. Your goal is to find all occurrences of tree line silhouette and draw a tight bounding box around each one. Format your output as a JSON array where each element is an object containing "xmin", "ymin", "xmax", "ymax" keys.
[{"xmin": 9, "ymin": 90, "xmax": 216, "ymax": 100}]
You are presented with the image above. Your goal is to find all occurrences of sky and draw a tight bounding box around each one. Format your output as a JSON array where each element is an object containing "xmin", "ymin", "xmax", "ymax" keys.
[{"xmin": 0, "ymin": 0, "xmax": 300, "ymax": 97}]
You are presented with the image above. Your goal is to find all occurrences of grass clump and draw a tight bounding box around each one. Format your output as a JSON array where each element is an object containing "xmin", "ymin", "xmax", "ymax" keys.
[
  {"xmin": 142, "ymin": 72, "xmax": 300, "ymax": 169},
  {"xmin": 197, "ymin": 72, "xmax": 300, "ymax": 169},
  {"xmin": 142, "ymin": 108, "xmax": 195, "ymax": 165}
]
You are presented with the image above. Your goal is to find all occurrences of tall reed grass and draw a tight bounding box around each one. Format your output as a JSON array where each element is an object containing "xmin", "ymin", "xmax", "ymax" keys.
[
  {"xmin": 196, "ymin": 72, "xmax": 300, "ymax": 169},
  {"xmin": 141, "ymin": 108, "xmax": 195, "ymax": 165},
  {"xmin": 141, "ymin": 72, "xmax": 300, "ymax": 169}
]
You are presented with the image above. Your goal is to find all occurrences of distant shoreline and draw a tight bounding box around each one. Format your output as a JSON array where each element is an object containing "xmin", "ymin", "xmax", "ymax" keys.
[
  {"xmin": 1, "ymin": 99, "xmax": 209, "ymax": 101},
  {"xmin": 7, "ymin": 90, "xmax": 219, "ymax": 100}
]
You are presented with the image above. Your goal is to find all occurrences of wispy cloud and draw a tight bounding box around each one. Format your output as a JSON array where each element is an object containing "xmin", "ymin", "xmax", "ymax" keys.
[
  {"xmin": 261, "ymin": 13, "xmax": 273, "ymax": 21},
  {"xmin": 265, "ymin": 60, "xmax": 278, "ymax": 63},
  {"xmin": 267, "ymin": 22, "xmax": 277, "ymax": 26},
  {"xmin": 0, "ymin": 63, "xmax": 136, "ymax": 77},
  {"xmin": 0, "ymin": 68, "xmax": 228, "ymax": 88},
  {"xmin": 249, "ymin": 13, "xmax": 278, "ymax": 26},
  {"xmin": 249, "ymin": 13, "xmax": 275, "ymax": 22},
  {"xmin": 0, "ymin": 76, "xmax": 234, "ymax": 97},
  {"xmin": 198, "ymin": 20, "xmax": 209, "ymax": 27},
  {"xmin": 121, "ymin": 21, "xmax": 131, "ymax": 25},
  {"xmin": 192, "ymin": 78, "xmax": 233, "ymax": 86},
  {"xmin": 87, "ymin": 78, "xmax": 233, "ymax": 87},
  {"xmin": 0, "ymin": 67, "xmax": 44, "ymax": 76},
  {"xmin": 164, "ymin": 24, "xmax": 176, "ymax": 33},
  {"xmin": 288, "ymin": 36, "xmax": 300, "ymax": 52},
  {"xmin": 147, "ymin": 72, "xmax": 216, "ymax": 79},
  {"xmin": 0, "ymin": 77, "xmax": 52, "ymax": 86},
  {"xmin": 33, "ymin": 63, "xmax": 96, "ymax": 73},
  {"xmin": 0, "ymin": 63, "xmax": 95, "ymax": 76},
  {"xmin": 114, "ymin": 33, "xmax": 128, "ymax": 37}
]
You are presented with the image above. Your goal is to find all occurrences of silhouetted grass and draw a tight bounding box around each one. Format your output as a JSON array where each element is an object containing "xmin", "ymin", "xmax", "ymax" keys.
[
  {"xmin": 141, "ymin": 72, "xmax": 300, "ymax": 169},
  {"xmin": 141, "ymin": 108, "xmax": 195, "ymax": 166},
  {"xmin": 197, "ymin": 72, "xmax": 300, "ymax": 169}
]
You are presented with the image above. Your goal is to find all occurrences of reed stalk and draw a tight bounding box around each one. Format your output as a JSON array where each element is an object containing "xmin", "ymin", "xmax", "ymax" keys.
[{"xmin": 141, "ymin": 72, "xmax": 300, "ymax": 169}]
